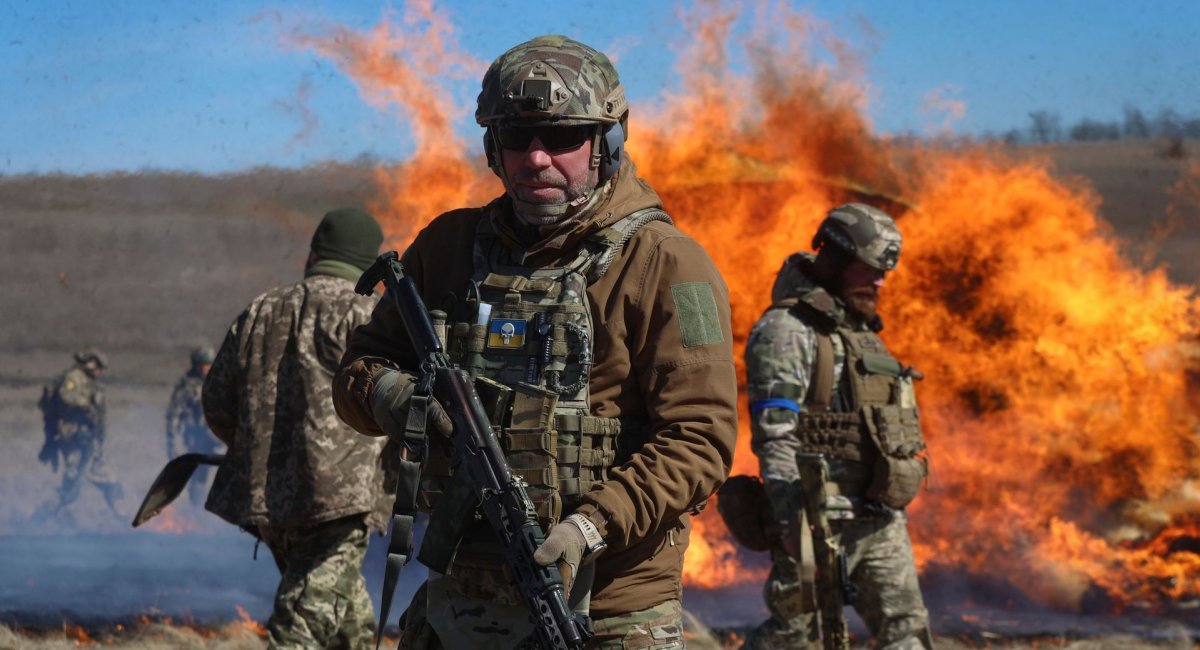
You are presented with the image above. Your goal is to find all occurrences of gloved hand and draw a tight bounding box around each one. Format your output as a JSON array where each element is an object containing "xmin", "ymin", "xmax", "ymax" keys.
[
  {"xmin": 370, "ymin": 369, "xmax": 453, "ymax": 438},
  {"xmin": 533, "ymin": 513, "xmax": 606, "ymax": 596},
  {"xmin": 534, "ymin": 517, "xmax": 586, "ymax": 595}
]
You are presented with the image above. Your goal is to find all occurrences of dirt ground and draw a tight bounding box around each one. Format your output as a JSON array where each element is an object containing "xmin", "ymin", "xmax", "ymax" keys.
[{"xmin": 1, "ymin": 139, "xmax": 1197, "ymax": 646}]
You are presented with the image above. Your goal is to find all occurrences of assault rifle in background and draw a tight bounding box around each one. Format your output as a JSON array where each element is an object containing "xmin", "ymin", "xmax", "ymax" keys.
[
  {"xmin": 796, "ymin": 452, "xmax": 858, "ymax": 650},
  {"xmin": 356, "ymin": 251, "xmax": 589, "ymax": 650}
]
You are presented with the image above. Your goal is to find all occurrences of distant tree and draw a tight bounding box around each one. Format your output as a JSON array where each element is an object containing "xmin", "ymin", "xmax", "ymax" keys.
[
  {"xmin": 1069, "ymin": 118, "xmax": 1120, "ymax": 141},
  {"xmin": 1028, "ymin": 110, "xmax": 1062, "ymax": 143},
  {"xmin": 1123, "ymin": 106, "xmax": 1150, "ymax": 138}
]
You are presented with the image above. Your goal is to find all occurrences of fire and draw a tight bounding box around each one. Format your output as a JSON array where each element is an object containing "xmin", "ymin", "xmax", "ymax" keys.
[
  {"xmin": 63, "ymin": 622, "xmax": 91, "ymax": 645},
  {"xmin": 235, "ymin": 604, "xmax": 268, "ymax": 638},
  {"xmin": 294, "ymin": 1, "xmax": 1200, "ymax": 609},
  {"xmin": 140, "ymin": 505, "xmax": 206, "ymax": 535}
]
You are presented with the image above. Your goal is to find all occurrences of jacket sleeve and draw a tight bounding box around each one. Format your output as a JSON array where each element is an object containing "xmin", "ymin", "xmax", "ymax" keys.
[
  {"xmin": 576, "ymin": 233, "xmax": 739, "ymax": 550},
  {"xmin": 333, "ymin": 252, "xmax": 425, "ymax": 438},
  {"xmin": 202, "ymin": 317, "xmax": 242, "ymax": 446},
  {"xmin": 744, "ymin": 308, "xmax": 817, "ymax": 524}
]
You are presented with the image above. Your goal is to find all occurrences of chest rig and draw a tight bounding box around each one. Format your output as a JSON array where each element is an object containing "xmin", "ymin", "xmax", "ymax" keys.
[
  {"xmin": 778, "ymin": 282, "xmax": 928, "ymax": 509},
  {"xmin": 418, "ymin": 209, "xmax": 671, "ymax": 600}
]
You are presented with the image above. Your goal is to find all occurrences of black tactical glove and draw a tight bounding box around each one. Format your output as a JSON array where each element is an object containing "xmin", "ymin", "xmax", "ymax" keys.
[
  {"xmin": 370, "ymin": 368, "xmax": 453, "ymax": 438},
  {"xmin": 37, "ymin": 442, "xmax": 58, "ymax": 472}
]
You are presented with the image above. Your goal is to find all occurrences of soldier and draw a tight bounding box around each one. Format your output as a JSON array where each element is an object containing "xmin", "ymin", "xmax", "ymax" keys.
[
  {"xmin": 36, "ymin": 348, "xmax": 124, "ymax": 521},
  {"xmin": 332, "ymin": 35, "xmax": 739, "ymax": 649},
  {"xmin": 202, "ymin": 208, "xmax": 391, "ymax": 649},
  {"xmin": 166, "ymin": 345, "xmax": 222, "ymax": 507},
  {"xmin": 743, "ymin": 204, "xmax": 933, "ymax": 649}
]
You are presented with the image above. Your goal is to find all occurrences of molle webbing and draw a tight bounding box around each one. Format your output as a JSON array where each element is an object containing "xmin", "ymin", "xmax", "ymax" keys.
[{"xmin": 796, "ymin": 411, "xmax": 875, "ymax": 465}]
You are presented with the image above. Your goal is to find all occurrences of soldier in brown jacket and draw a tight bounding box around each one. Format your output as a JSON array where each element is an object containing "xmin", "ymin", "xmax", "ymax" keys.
[
  {"xmin": 203, "ymin": 208, "xmax": 392, "ymax": 649},
  {"xmin": 333, "ymin": 35, "xmax": 739, "ymax": 649}
]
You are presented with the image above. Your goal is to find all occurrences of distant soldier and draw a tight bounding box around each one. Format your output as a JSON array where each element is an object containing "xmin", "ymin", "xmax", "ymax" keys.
[
  {"xmin": 37, "ymin": 348, "xmax": 124, "ymax": 520},
  {"xmin": 166, "ymin": 345, "xmax": 222, "ymax": 506},
  {"xmin": 203, "ymin": 208, "xmax": 390, "ymax": 649}
]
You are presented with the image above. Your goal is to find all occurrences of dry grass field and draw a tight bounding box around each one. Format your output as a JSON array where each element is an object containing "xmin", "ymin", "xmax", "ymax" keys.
[{"xmin": 0, "ymin": 138, "xmax": 1197, "ymax": 648}]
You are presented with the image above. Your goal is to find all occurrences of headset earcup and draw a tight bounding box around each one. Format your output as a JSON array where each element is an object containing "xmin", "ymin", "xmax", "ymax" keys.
[
  {"xmin": 484, "ymin": 130, "xmax": 497, "ymax": 168},
  {"xmin": 599, "ymin": 121, "xmax": 624, "ymax": 182}
]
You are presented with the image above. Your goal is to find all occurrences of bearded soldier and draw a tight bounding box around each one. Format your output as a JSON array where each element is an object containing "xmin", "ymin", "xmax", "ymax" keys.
[
  {"xmin": 37, "ymin": 348, "xmax": 124, "ymax": 521},
  {"xmin": 332, "ymin": 35, "xmax": 738, "ymax": 649},
  {"xmin": 166, "ymin": 345, "xmax": 222, "ymax": 507},
  {"xmin": 743, "ymin": 204, "xmax": 933, "ymax": 649},
  {"xmin": 203, "ymin": 208, "xmax": 392, "ymax": 649}
]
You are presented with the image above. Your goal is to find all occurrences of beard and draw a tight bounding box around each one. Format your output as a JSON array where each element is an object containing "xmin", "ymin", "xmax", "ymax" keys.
[
  {"xmin": 511, "ymin": 169, "xmax": 592, "ymax": 205},
  {"xmin": 842, "ymin": 288, "xmax": 879, "ymax": 322}
]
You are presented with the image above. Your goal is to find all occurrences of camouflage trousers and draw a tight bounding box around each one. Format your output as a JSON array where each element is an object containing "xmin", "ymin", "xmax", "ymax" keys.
[
  {"xmin": 417, "ymin": 570, "xmax": 684, "ymax": 650},
  {"xmin": 743, "ymin": 509, "xmax": 932, "ymax": 650},
  {"xmin": 258, "ymin": 515, "xmax": 376, "ymax": 650},
  {"xmin": 58, "ymin": 437, "xmax": 122, "ymax": 513}
]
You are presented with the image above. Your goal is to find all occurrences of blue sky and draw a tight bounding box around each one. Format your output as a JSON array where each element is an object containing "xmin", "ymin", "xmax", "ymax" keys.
[{"xmin": 3, "ymin": 0, "xmax": 1197, "ymax": 175}]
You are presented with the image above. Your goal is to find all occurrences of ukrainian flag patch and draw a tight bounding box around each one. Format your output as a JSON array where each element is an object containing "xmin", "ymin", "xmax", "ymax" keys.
[{"xmin": 486, "ymin": 318, "xmax": 527, "ymax": 349}]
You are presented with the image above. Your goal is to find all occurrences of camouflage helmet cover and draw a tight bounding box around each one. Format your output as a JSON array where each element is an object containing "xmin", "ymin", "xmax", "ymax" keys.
[
  {"xmin": 812, "ymin": 203, "xmax": 902, "ymax": 271},
  {"xmin": 475, "ymin": 35, "xmax": 628, "ymax": 127},
  {"xmin": 190, "ymin": 346, "xmax": 216, "ymax": 367},
  {"xmin": 74, "ymin": 347, "xmax": 109, "ymax": 370}
]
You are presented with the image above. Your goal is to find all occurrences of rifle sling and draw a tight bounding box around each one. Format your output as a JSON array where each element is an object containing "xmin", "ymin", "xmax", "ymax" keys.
[
  {"xmin": 798, "ymin": 506, "xmax": 818, "ymax": 613},
  {"xmin": 376, "ymin": 393, "xmax": 430, "ymax": 648}
]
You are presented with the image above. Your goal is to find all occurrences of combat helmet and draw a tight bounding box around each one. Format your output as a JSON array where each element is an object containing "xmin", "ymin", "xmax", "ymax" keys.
[
  {"xmin": 190, "ymin": 346, "xmax": 216, "ymax": 367},
  {"xmin": 476, "ymin": 35, "xmax": 629, "ymax": 195},
  {"xmin": 476, "ymin": 35, "xmax": 627, "ymax": 128},
  {"xmin": 812, "ymin": 203, "xmax": 902, "ymax": 271},
  {"xmin": 74, "ymin": 347, "xmax": 109, "ymax": 370}
]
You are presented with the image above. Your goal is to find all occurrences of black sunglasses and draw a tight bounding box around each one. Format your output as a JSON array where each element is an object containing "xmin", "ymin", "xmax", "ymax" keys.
[{"xmin": 494, "ymin": 124, "xmax": 595, "ymax": 152}]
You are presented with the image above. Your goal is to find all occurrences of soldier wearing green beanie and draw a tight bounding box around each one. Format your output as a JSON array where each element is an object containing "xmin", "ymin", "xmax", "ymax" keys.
[
  {"xmin": 307, "ymin": 207, "xmax": 386, "ymax": 281},
  {"xmin": 204, "ymin": 207, "xmax": 390, "ymax": 649}
]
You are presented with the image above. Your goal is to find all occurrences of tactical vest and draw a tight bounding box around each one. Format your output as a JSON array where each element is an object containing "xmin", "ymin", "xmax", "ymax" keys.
[
  {"xmin": 776, "ymin": 282, "xmax": 928, "ymax": 510},
  {"xmin": 421, "ymin": 208, "xmax": 672, "ymax": 602}
]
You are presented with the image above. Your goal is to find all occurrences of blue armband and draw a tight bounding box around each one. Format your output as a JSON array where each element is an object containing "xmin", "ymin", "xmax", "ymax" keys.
[{"xmin": 749, "ymin": 398, "xmax": 801, "ymax": 416}]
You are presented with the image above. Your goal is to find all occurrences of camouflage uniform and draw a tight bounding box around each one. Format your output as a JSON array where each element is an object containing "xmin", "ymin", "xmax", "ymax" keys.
[
  {"xmin": 166, "ymin": 350, "xmax": 223, "ymax": 507},
  {"xmin": 203, "ymin": 208, "xmax": 390, "ymax": 650},
  {"xmin": 743, "ymin": 206, "xmax": 931, "ymax": 650},
  {"xmin": 37, "ymin": 352, "xmax": 124, "ymax": 518}
]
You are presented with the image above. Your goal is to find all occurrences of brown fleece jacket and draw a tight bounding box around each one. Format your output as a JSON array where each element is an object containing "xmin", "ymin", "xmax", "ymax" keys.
[{"xmin": 332, "ymin": 158, "xmax": 738, "ymax": 617}]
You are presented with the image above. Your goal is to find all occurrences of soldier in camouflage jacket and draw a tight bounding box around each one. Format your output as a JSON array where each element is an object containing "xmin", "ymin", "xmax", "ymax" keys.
[
  {"xmin": 166, "ymin": 345, "xmax": 222, "ymax": 506},
  {"xmin": 203, "ymin": 208, "xmax": 391, "ymax": 650},
  {"xmin": 37, "ymin": 348, "xmax": 124, "ymax": 521}
]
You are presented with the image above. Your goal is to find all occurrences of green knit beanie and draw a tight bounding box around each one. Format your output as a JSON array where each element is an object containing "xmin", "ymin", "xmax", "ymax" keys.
[{"xmin": 310, "ymin": 208, "xmax": 384, "ymax": 271}]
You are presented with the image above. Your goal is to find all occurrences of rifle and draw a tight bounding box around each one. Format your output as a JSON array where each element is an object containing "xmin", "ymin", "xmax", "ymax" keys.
[
  {"xmin": 357, "ymin": 251, "xmax": 588, "ymax": 650},
  {"xmin": 795, "ymin": 452, "xmax": 857, "ymax": 650},
  {"xmin": 131, "ymin": 453, "xmax": 224, "ymax": 527}
]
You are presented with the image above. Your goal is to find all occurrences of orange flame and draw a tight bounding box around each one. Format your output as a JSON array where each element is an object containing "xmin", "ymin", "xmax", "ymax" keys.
[
  {"xmin": 141, "ymin": 505, "xmax": 206, "ymax": 535},
  {"xmin": 296, "ymin": 1, "xmax": 1200, "ymax": 609},
  {"xmin": 63, "ymin": 622, "xmax": 92, "ymax": 645},
  {"xmin": 235, "ymin": 604, "xmax": 268, "ymax": 638}
]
